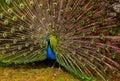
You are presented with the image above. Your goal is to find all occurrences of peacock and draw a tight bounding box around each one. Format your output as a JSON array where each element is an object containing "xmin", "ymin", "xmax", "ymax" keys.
[{"xmin": 0, "ymin": 0, "xmax": 120, "ymax": 81}]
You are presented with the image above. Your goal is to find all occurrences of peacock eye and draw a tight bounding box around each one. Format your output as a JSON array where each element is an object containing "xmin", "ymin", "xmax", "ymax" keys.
[
  {"xmin": 99, "ymin": 33, "xmax": 104, "ymax": 40},
  {"xmin": 18, "ymin": 45, "xmax": 22, "ymax": 50},
  {"xmin": 97, "ymin": 18, "xmax": 103, "ymax": 24},
  {"xmin": 3, "ymin": 32, "xmax": 7, "ymax": 38},
  {"xmin": 12, "ymin": 16, "xmax": 17, "ymax": 22},
  {"xmin": 111, "ymin": 52, "xmax": 116, "ymax": 59},
  {"xmin": 21, "ymin": 35, "xmax": 26, "ymax": 40},
  {"xmin": 80, "ymin": 33, "xmax": 85, "ymax": 38},
  {"xmin": 5, "ymin": 0, "xmax": 10, "ymax": 4},
  {"xmin": 107, "ymin": 28, "xmax": 113, "ymax": 34},
  {"xmin": 90, "ymin": 27, "xmax": 96, "ymax": 33},
  {"xmin": 77, "ymin": 7, "xmax": 82, "ymax": 13},
  {"xmin": 5, "ymin": 44, "xmax": 10, "ymax": 49},
  {"xmin": 2, "ymin": 50, "xmax": 6, "ymax": 55},
  {"xmin": 62, "ymin": 0, "xmax": 67, "ymax": 3},
  {"xmin": 21, "ymin": 15, "xmax": 26, "ymax": 21},
  {"xmin": 80, "ymin": 20, "xmax": 86, "ymax": 26},
  {"xmin": 60, "ymin": 10, "xmax": 64, "ymax": 15},
  {"xmin": 87, "ymin": 11, "xmax": 93, "ymax": 17},
  {"xmin": 38, "ymin": 4, "xmax": 43, "ymax": 10},
  {"xmin": 92, "ymin": 1, "xmax": 98, "ymax": 7},
  {"xmin": 13, "ymin": 39, "xmax": 17, "ymax": 44},
  {"xmin": 71, "ymin": 29, "xmax": 76, "ymax": 35},
  {"xmin": 12, "ymin": 51, "xmax": 16, "ymax": 55},
  {"xmin": 67, "ymin": 7, "xmax": 72, "ymax": 12},
  {"xmin": 56, "ymin": 24, "xmax": 60, "ymax": 29},
  {"xmin": 42, "ymin": 18, "xmax": 46, "ymax": 22},
  {"xmin": 96, "ymin": 47, "xmax": 100, "ymax": 53},
  {"xmin": 29, "ymin": 1, "xmax": 34, "ymax": 7},
  {"xmin": 52, "ymin": 16, "xmax": 56, "ymax": 21},
  {"xmin": 53, "ymin": 2, "xmax": 57, "ymax": 8},
  {"xmin": 4, "ymin": 20, "xmax": 9, "ymax": 25},
  {"xmin": 89, "ymin": 39, "xmax": 94, "ymax": 45},
  {"xmin": 19, "ymin": 26, "xmax": 24, "ymax": 31},
  {"xmin": 48, "ymin": 23, "xmax": 52, "ymax": 27},
  {"xmin": 8, "ymin": 8, "xmax": 13, "ymax": 14},
  {"xmin": 30, "ymin": 25, "xmax": 35, "ymax": 30},
  {"xmin": 19, "ymin": 3, "xmax": 25, "ymax": 10},
  {"xmin": 0, "ymin": 13, "xmax": 3, "ymax": 19},
  {"xmin": 11, "ymin": 28, "xmax": 15, "ymax": 33},
  {"xmin": 84, "ymin": 49, "xmax": 89, "ymax": 54},
  {"xmin": 32, "ymin": 15, "xmax": 37, "ymax": 21},
  {"xmin": 31, "ymin": 35, "xmax": 35, "ymax": 39},
  {"xmin": 46, "ymin": 9, "xmax": 50, "ymax": 14},
  {"xmin": 62, "ymin": 19, "xmax": 66, "ymax": 25},
  {"xmin": 71, "ymin": 17, "xmax": 76, "ymax": 23}
]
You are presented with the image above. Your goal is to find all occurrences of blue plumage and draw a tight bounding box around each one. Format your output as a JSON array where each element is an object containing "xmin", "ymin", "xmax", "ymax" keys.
[
  {"xmin": 46, "ymin": 37, "xmax": 56, "ymax": 60},
  {"xmin": 47, "ymin": 44, "xmax": 56, "ymax": 60}
]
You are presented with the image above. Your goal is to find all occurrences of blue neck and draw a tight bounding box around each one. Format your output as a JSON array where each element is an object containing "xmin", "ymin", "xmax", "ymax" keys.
[{"xmin": 47, "ymin": 44, "xmax": 56, "ymax": 60}]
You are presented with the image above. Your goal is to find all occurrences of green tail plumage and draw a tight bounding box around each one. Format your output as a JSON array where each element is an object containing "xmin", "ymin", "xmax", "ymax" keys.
[{"xmin": 0, "ymin": 0, "xmax": 120, "ymax": 81}]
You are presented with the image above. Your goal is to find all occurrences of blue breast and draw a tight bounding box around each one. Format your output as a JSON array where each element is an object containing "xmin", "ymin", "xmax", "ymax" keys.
[{"xmin": 47, "ymin": 44, "xmax": 56, "ymax": 60}]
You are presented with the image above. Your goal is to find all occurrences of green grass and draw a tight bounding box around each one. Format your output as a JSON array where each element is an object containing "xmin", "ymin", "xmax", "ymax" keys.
[
  {"xmin": 0, "ymin": 61, "xmax": 81, "ymax": 81},
  {"xmin": 0, "ymin": 60, "xmax": 120, "ymax": 81}
]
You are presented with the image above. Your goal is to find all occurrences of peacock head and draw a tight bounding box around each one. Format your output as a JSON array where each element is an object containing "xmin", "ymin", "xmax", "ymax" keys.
[
  {"xmin": 46, "ymin": 35, "xmax": 57, "ymax": 42},
  {"xmin": 46, "ymin": 35, "xmax": 57, "ymax": 51},
  {"xmin": 45, "ymin": 36, "xmax": 50, "ymax": 42}
]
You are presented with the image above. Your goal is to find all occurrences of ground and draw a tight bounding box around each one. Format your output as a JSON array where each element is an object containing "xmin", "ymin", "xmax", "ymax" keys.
[
  {"xmin": 0, "ymin": 60, "xmax": 120, "ymax": 81},
  {"xmin": 0, "ymin": 60, "xmax": 80, "ymax": 81}
]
